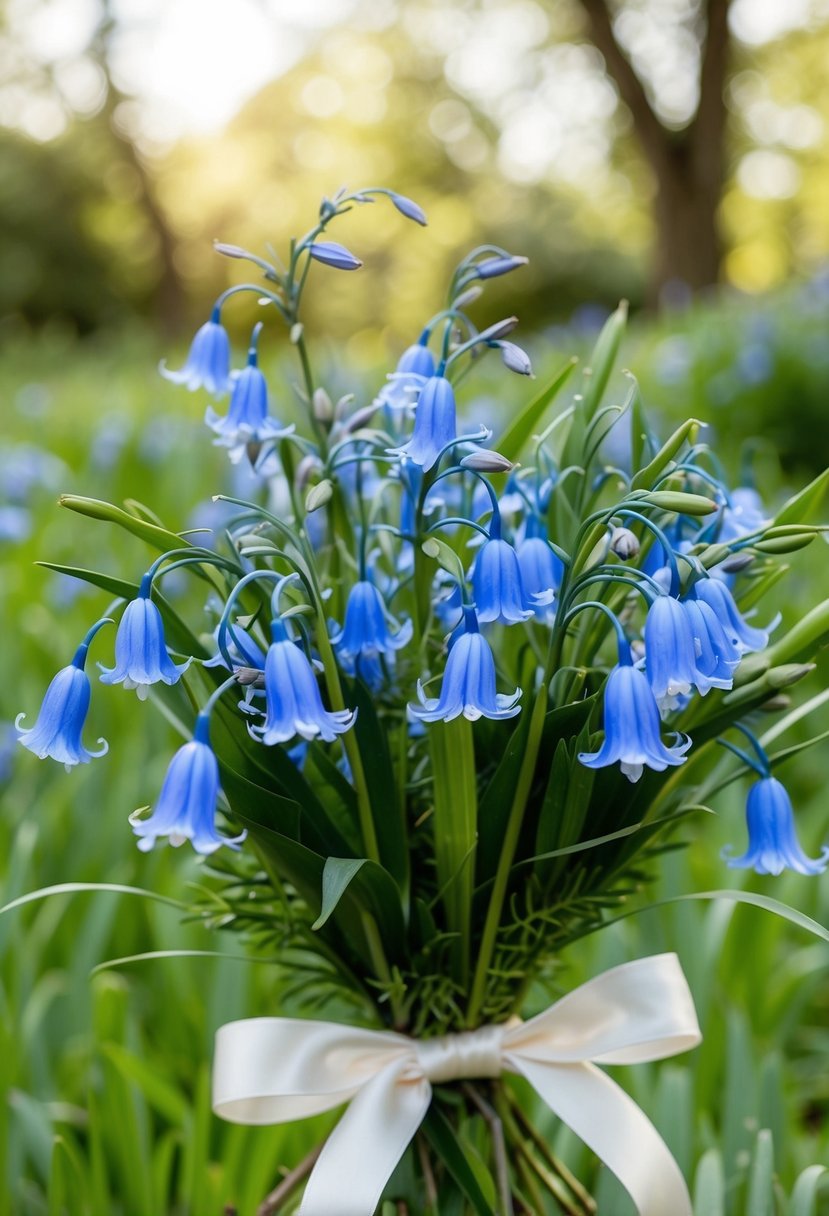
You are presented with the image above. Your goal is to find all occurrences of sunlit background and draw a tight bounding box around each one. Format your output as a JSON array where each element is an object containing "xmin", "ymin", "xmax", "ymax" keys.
[
  {"xmin": 3, "ymin": 0, "xmax": 829, "ymax": 344},
  {"xmin": 2, "ymin": 4, "xmax": 829, "ymax": 1214}
]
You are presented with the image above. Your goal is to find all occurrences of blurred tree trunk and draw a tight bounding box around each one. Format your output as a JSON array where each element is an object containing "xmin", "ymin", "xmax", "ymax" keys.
[
  {"xmin": 94, "ymin": 2, "xmax": 187, "ymax": 337},
  {"xmin": 578, "ymin": 0, "xmax": 732, "ymax": 303}
]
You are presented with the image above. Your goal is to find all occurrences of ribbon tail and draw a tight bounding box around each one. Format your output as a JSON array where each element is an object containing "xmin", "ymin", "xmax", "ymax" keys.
[
  {"xmin": 511, "ymin": 1057, "xmax": 692, "ymax": 1216},
  {"xmin": 299, "ymin": 1060, "xmax": 431, "ymax": 1216}
]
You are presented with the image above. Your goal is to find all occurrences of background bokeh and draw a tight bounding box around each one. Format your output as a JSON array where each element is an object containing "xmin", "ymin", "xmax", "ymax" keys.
[{"xmin": 1, "ymin": 1, "xmax": 828, "ymax": 1213}]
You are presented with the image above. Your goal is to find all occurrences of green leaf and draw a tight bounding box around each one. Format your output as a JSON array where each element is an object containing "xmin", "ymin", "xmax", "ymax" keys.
[
  {"xmin": 312, "ymin": 858, "xmax": 368, "ymax": 929},
  {"xmin": 90, "ymin": 949, "xmax": 278, "ymax": 977},
  {"xmin": 0, "ymin": 882, "xmax": 186, "ymax": 917},
  {"xmin": 422, "ymin": 1106, "xmax": 496, "ymax": 1216},
  {"xmin": 59, "ymin": 493, "xmax": 190, "ymax": 554},
  {"xmin": 580, "ymin": 299, "xmax": 628, "ymax": 423},
  {"xmin": 347, "ymin": 680, "xmax": 409, "ymax": 893},
  {"xmin": 429, "ymin": 717, "xmax": 477, "ymax": 983},
  {"xmin": 630, "ymin": 418, "xmax": 703, "ymax": 491},
  {"xmin": 101, "ymin": 1043, "xmax": 190, "ymax": 1126},
  {"xmin": 36, "ymin": 562, "xmax": 211, "ymax": 659},
  {"xmin": 693, "ymin": 1149, "xmax": 725, "ymax": 1216},
  {"xmin": 496, "ymin": 356, "xmax": 577, "ymax": 462},
  {"xmin": 746, "ymin": 1129, "xmax": 775, "ymax": 1216},
  {"xmin": 789, "ymin": 1165, "xmax": 827, "ymax": 1216},
  {"xmin": 606, "ymin": 889, "xmax": 829, "ymax": 945},
  {"xmin": 774, "ymin": 466, "xmax": 829, "ymax": 527}
]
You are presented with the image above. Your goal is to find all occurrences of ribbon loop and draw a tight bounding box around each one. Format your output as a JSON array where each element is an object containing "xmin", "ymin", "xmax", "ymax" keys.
[
  {"xmin": 212, "ymin": 952, "xmax": 702, "ymax": 1216},
  {"xmin": 415, "ymin": 1024, "xmax": 504, "ymax": 1084}
]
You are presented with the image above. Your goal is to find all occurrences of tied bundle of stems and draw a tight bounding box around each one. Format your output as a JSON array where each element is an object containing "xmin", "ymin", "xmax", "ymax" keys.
[{"xmin": 16, "ymin": 186, "xmax": 829, "ymax": 1213}]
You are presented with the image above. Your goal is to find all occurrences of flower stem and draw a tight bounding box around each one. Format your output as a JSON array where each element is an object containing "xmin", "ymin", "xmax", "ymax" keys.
[{"xmin": 466, "ymin": 683, "xmax": 547, "ymax": 1027}]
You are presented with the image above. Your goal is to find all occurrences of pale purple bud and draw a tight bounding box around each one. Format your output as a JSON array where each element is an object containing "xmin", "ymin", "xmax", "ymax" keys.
[
  {"xmin": 477, "ymin": 317, "xmax": 519, "ymax": 342},
  {"xmin": 296, "ymin": 454, "xmax": 324, "ymax": 491},
  {"xmin": 453, "ymin": 285, "xmax": 484, "ymax": 308},
  {"xmin": 460, "ymin": 449, "xmax": 514, "ymax": 473},
  {"xmin": 389, "ymin": 192, "xmax": 427, "ymax": 226},
  {"xmin": 308, "ymin": 241, "xmax": 363, "ymax": 271},
  {"xmin": 474, "ymin": 255, "xmax": 528, "ymax": 280},
  {"xmin": 313, "ymin": 388, "xmax": 334, "ymax": 423},
  {"xmin": 498, "ymin": 340, "xmax": 533, "ymax": 376},
  {"xmin": 610, "ymin": 526, "xmax": 640, "ymax": 560}
]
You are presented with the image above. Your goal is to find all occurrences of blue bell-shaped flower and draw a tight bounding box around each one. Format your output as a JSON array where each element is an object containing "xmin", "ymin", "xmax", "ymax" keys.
[
  {"xmin": 579, "ymin": 646, "xmax": 691, "ymax": 782},
  {"xmin": 100, "ymin": 580, "xmax": 190, "ymax": 700},
  {"xmin": 331, "ymin": 580, "xmax": 412, "ymax": 688},
  {"xmin": 250, "ymin": 619, "xmax": 356, "ymax": 745},
  {"xmin": 410, "ymin": 607, "xmax": 522, "ymax": 722},
  {"xmin": 132, "ymin": 714, "xmax": 245, "ymax": 855},
  {"xmin": 724, "ymin": 776, "xmax": 828, "ymax": 876},
  {"xmin": 17, "ymin": 622, "xmax": 110, "ymax": 769},
  {"xmin": 390, "ymin": 374, "xmax": 456, "ymax": 471},
  {"xmin": 161, "ymin": 309, "xmax": 231, "ymax": 395}
]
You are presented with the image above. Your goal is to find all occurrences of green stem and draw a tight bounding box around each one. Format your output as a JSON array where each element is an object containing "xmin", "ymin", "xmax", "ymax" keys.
[
  {"xmin": 466, "ymin": 684, "xmax": 548, "ymax": 1026},
  {"xmin": 360, "ymin": 911, "xmax": 404, "ymax": 1028}
]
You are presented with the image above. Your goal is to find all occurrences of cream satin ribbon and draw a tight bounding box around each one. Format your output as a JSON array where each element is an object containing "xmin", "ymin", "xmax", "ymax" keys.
[{"xmin": 213, "ymin": 952, "xmax": 701, "ymax": 1216}]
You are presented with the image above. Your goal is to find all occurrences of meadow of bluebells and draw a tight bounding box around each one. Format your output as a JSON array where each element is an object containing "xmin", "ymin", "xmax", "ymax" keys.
[{"xmin": 12, "ymin": 186, "xmax": 829, "ymax": 1212}]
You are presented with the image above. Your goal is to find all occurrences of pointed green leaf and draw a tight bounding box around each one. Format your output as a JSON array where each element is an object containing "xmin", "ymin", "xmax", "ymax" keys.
[
  {"xmin": 422, "ymin": 1106, "xmax": 496, "ymax": 1216},
  {"xmin": 789, "ymin": 1165, "xmax": 827, "ymax": 1216},
  {"xmin": 746, "ymin": 1129, "xmax": 774, "ymax": 1216},
  {"xmin": 496, "ymin": 356, "xmax": 577, "ymax": 461},
  {"xmin": 313, "ymin": 858, "xmax": 368, "ymax": 929},
  {"xmin": 774, "ymin": 466, "xmax": 829, "ymax": 527},
  {"xmin": 630, "ymin": 418, "xmax": 703, "ymax": 491}
]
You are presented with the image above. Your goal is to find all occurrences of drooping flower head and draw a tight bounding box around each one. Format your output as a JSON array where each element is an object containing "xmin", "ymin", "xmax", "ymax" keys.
[
  {"xmin": 679, "ymin": 596, "xmax": 740, "ymax": 693},
  {"xmin": 579, "ymin": 643, "xmax": 691, "ymax": 783},
  {"xmin": 390, "ymin": 374, "xmax": 457, "ymax": 472},
  {"xmin": 160, "ymin": 307, "xmax": 231, "ymax": 395},
  {"xmin": 516, "ymin": 535, "xmax": 560, "ymax": 619},
  {"xmin": 644, "ymin": 594, "xmax": 704, "ymax": 715},
  {"xmin": 472, "ymin": 513, "xmax": 533, "ymax": 626},
  {"xmin": 692, "ymin": 577, "xmax": 775, "ymax": 654},
  {"xmin": 17, "ymin": 619, "xmax": 111, "ymax": 769},
  {"xmin": 250, "ymin": 618, "xmax": 356, "ymax": 745},
  {"xmin": 375, "ymin": 339, "xmax": 436, "ymax": 414},
  {"xmin": 410, "ymin": 606, "xmax": 522, "ymax": 723},
  {"xmin": 206, "ymin": 323, "xmax": 293, "ymax": 461},
  {"xmin": 100, "ymin": 575, "xmax": 190, "ymax": 700},
  {"xmin": 331, "ymin": 580, "xmax": 412, "ymax": 687},
  {"xmin": 132, "ymin": 713, "xmax": 245, "ymax": 855},
  {"xmin": 724, "ymin": 776, "xmax": 829, "ymax": 876}
]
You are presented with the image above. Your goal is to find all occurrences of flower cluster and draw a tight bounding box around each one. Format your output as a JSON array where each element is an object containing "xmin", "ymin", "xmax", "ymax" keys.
[{"xmin": 18, "ymin": 186, "xmax": 828, "ymax": 902}]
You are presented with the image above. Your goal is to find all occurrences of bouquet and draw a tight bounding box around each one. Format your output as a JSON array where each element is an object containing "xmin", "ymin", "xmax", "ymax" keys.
[{"xmin": 15, "ymin": 185, "xmax": 829, "ymax": 1215}]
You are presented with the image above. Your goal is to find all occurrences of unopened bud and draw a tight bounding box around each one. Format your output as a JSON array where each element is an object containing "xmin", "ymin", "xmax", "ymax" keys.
[
  {"xmin": 499, "ymin": 340, "xmax": 533, "ymax": 376},
  {"xmin": 235, "ymin": 667, "xmax": 265, "ymax": 688},
  {"xmin": 296, "ymin": 454, "xmax": 324, "ymax": 492},
  {"xmin": 460, "ymin": 448, "xmax": 514, "ymax": 474},
  {"xmin": 334, "ymin": 393, "xmax": 356, "ymax": 421},
  {"xmin": 305, "ymin": 479, "xmax": 334, "ymax": 512},
  {"xmin": 345, "ymin": 403, "xmax": 380, "ymax": 433},
  {"xmin": 312, "ymin": 387, "xmax": 334, "ymax": 423},
  {"xmin": 474, "ymin": 254, "xmax": 528, "ymax": 280},
  {"xmin": 766, "ymin": 662, "xmax": 815, "ymax": 690},
  {"xmin": 759, "ymin": 694, "xmax": 791, "ymax": 712},
  {"xmin": 719, "ymin": 552, "xmax": 755, "ymax": 574},
  {"xmin": 290, "ymin": 323, "xmax": 304, "ymax": 345},
  {"xmin": 453, "ymin": 285, "xmax": 484, "ymax": 309},
  {"xmin": 478, "ymin": 316, "xmax": 519, "ymax": 342},
  {"xmin": 610, "ymin": 526, "xmax": 640, "ymax": 560}
]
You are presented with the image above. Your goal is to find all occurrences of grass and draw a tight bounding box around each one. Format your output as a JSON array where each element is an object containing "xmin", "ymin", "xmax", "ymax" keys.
[{"xmin": 1, "ymin": 297, "xmax": 827, "ymax": 1214}]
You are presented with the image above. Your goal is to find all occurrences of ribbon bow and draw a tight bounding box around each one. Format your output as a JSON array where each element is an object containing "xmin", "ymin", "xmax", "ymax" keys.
[{"xmin": 213, "ymin": 953, "xmax": 701, "ymax": 1216}]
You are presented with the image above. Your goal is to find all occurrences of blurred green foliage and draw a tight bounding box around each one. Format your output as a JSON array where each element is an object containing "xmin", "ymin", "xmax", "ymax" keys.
[{"xmin": 1, "ymin": 286, "xmax": 827, "ymax": 1212}]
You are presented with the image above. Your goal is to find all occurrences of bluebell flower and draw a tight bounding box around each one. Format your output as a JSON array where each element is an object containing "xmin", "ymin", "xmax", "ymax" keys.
[
  {"xmin": 719, "ymin": 487, "xmax": 768, "ymax": 543},
  {"xmin": 410, "ymin": 608, "xmax": 522, "ymax": 723},
  {"xmin": 680, "ymin": 597, "xmax": 740, "ymax": 692},
  {"xmin": 692, "ymin": 578, "xmax": 773, "ymax": 653},
  {"xmin": 331, "ymin": 581, "xmax": 412, "ymax": 685},
  {"xmin": 375, "ymin": 342, "xmax": 436, "ymax": 413},
  {"xmin": 17, "ymin": 633, "xmax": 108, "ymax": 769},
  {"xmin": 206, "ymin": 328, "xmax": 292, "ymax": 460},
  {"xmin": 250, "ymin": 619, "xmax": 356, "ymax": 745},
  {"xmin": 100, "ymin": 582, "xmax": 190, "ymax": 700},
  {"xmin": 579, "ymin": 650, "xmax": 691, "ymax": 782},
  {"xmin": 516, "ymin": 536, "xmax": 561, "ymax": 619},
  {"xmin": 724, "ymin": 777, "xmax": 829, "ymax": 876},
  {"xmin": 309, "ymin": 241, "xmax": 362, "ymax": 271},
  {"xmin": 472, "ymin": 532, "xmax": 533, "ymax": 625},
  {"xmin": 390, "ymin": 374, "xmax": 456, "ymax": 471},
  {"xmin": 644, "ymin": 595, "xmax": 704, "ymax": 714},
  {"xmin": 161, "ymin": 309, "xmax": 231, "ymax": 395},
  {"xmin": 132, "ymin": 715, "xmax": 245, "ymax": 854}
]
